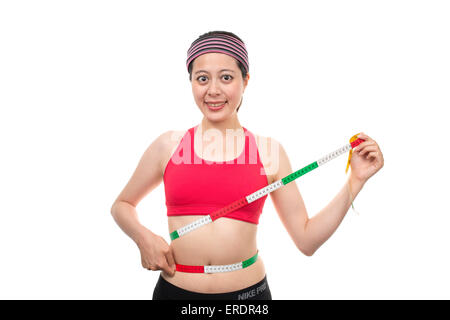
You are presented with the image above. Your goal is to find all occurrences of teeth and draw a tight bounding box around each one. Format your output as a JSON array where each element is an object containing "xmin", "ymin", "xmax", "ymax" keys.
[{"xmin": 207, "ymin": 102, "xmax": 225, "ymax": 107}]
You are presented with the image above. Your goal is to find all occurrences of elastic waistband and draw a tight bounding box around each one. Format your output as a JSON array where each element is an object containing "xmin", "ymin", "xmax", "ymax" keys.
[
  {"xmin": 175, "ymin": 251, "xmax": 258, "ymax": 274},
  {"xmin": 153, "ymin": 274, "xmax": 271, "ymax": 300}
]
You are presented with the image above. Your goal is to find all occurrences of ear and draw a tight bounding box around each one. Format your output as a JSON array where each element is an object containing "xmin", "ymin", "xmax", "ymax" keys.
[{"xmin": 243, "ymin": 73, "xmax": 250, "ymax": 89}]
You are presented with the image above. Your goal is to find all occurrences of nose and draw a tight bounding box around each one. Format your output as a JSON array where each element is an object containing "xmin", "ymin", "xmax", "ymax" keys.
[{"xmin": 207, "ymin": 79, "xmax": 221, "ymax": 96}]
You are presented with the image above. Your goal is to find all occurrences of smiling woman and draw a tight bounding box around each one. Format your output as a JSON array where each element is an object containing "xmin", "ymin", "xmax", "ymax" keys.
[
  {"xmin": 150, "ymin": 31, "xmax": 274, "ymax": 300},
  {"xmin": 111, "ymin": 30, "xmax": 274, "ymax": 300},
  {"xmin": 110, "ymin": 29, "xmax": 384, "ymax": 301}
]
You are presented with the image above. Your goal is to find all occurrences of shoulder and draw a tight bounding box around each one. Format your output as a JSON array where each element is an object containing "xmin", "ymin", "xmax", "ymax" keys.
[
  {"xmin": 112, "ymin": 130, "xmax": 183, "ymax": 207},
  {"xmin": 162, "ymin": 129, "xmax": 190, "ymax": 150},
  {"xmin": 158, "ymin": 129, "xmax": 190, "ymax": 172}
]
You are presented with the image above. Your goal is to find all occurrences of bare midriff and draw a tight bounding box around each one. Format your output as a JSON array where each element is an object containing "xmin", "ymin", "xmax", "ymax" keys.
[{"xmin": 162, "ymin": 215, "xmax": 266, "ymax": 294}]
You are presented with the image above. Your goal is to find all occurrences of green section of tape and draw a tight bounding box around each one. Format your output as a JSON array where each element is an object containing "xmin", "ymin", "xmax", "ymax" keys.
[
  {"xmin": 282, "ymin": 161, "xmax": 318, "ymax": 185},
  {"xmin": 242, "ymin": 252, "xmax": 259, "ymax": 268},
  {"xmin": 170, "ymin": 230, "xmax": 179, "ymax": 241}
]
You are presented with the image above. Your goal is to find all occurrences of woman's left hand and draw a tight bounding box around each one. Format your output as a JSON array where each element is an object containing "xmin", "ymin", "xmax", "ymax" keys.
[{"xmin": 350, "ymin": 132, "xmax": 384, "ymax": 184}]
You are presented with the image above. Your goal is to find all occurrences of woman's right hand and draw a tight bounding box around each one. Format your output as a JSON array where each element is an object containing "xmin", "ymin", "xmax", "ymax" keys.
[{"xmin": 136, "ymin": 229, "xmax": 176, "ymax": 276}]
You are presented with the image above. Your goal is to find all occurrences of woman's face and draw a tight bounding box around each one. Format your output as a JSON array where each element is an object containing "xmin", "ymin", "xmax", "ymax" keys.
[{"xmin": 191, "ymin": 53, "xmax": 249, "ymax": 121}]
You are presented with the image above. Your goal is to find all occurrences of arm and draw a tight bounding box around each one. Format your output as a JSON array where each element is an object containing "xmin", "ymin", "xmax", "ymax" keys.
[
  {"xmin": 110, "ymin": 130, "xmax": 176, "ymax": 275},
  {"xmin": 269, "ymin": 139, "xmax": 368, "ymax": 256},
  {"xmin": 302, "ymin": 175, "xmax": 365, "ymax": 256}
]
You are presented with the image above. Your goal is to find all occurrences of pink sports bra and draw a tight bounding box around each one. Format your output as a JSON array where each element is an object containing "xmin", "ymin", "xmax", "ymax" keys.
[{"xmin": 163, "ymin": 124, "xmax": 269, "ymax": 224}]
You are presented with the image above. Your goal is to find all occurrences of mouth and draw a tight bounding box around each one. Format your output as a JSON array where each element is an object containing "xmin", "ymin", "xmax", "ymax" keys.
[{"xmin": 205, "ymin": 101, "xmax": 227, "ymax": 111}]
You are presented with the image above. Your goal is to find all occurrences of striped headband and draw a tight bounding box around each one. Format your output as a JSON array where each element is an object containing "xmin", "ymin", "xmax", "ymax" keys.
[{"xmin": 186, "ymin": 34, "xmax": 249, "ymax": 74}]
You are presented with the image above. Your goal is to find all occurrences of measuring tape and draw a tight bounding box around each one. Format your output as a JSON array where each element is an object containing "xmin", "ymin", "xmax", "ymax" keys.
[
  {"xmin": 171, "ymin": 134, "xmax": 364, "ymax": 273},
  {"xmin": 170, "ymin": 135, "xmax": 365, "ymax": 241},
  {"xmin": 176, "ymin": 252, "xmax": 259, "ymax": 274}
]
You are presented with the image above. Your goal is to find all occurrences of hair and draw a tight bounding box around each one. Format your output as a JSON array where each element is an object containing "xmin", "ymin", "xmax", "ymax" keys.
[{"xmin": 187, "ymin": 30, "xmax": 248, "ymax": 113}]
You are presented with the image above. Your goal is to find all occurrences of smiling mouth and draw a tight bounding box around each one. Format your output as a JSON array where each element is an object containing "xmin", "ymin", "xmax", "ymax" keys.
[
  {"xmin": 206, "ymin": 101, "xmax": 227, "ymax": 107},
  {"xmin": 205, "ymin": 101, "xmax": 227, "ymax": 111}
]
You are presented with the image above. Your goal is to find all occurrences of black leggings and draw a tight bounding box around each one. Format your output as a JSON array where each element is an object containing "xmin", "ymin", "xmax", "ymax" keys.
[{"xmin": 152, "ymin": 274, "xmax": 272, "ymax": 300}]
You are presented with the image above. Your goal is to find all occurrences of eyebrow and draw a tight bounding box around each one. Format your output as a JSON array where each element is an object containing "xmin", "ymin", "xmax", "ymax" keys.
[{"xmin": 194, "ymin": 69, "xmax": 235, "ymax": 74}]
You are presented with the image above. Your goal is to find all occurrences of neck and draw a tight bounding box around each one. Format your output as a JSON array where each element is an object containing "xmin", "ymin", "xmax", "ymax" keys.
[
  {"xmin": 196, "ymin": 116, "xmax": 245, "ymax": 159},
  {"xmin": 199, "ymin": 116, "xmax": 243, "ymax": 138}
]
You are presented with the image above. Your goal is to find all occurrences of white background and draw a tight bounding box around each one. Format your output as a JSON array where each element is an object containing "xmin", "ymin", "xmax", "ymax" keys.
[{"xmin": 1, "ymin": 0, "xmax": 449, "ymax": 299}]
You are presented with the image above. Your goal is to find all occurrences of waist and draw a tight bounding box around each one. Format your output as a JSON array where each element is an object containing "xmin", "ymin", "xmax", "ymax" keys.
[
  {"xmin": 169, "ymin": 216, "xmax": 258, "ymax": 265},
  {"xmin": 162, "ymin": 256, "xmax": 266, "ymax": 293},
  {"xmin": 166, "ymin": 216, "xmax": 264, "ymax": 292}
]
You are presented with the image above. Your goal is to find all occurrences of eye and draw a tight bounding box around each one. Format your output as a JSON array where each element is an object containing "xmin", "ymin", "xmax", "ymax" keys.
[
  {"xmin": 196, "ymin": 74, "xmax": 233, "ymax": 83},
  {"xmin": 196, "ymin": 75, "xmax": 208, "ymax": 82}
]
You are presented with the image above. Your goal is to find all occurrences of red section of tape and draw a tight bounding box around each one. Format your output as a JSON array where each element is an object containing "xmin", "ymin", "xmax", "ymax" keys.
[
  {"xmin": 176, "ymin": 264, "xmax": 205, "ymax": 273},
  {"xmin": 210, "ymin": 197, "xmax": 248, "ymax": 221},
  {"xmin": 351, "ymin": 138, "xmax": 365, "ymax": 149}
]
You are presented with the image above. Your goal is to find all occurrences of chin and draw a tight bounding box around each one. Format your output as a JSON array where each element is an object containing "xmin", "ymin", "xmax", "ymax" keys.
[{"xmin": 201, "ymin": 107, "xmax": 227, "ymax": 117}]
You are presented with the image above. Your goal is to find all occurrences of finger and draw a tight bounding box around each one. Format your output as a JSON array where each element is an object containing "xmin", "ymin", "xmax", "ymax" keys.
[
  {"xmin": 165, "ymin": 249, "xmax": 176, "ymax": 274},
  {"xmin": 354, "ymin": 141, "xmax": 376, "ymax": 153},
  {"xmin": 143, "ymin": 258, "xmax": 154, "ymax": 269},
  {"xmin": 358, "ymin": 133, "xmax": 377, "ymax": 146},
  {"xmin": 367, "ymin": 151, "xmax": 379, "ymax": 160},
  {"xmin": 358, "ymin": 145, "xmax": 378, "ymax": 156},
  {"xmin": 157, "ymin": 259, "xmax": 172, "ymax": 275},
  {"xmin": 357, "ymin": 132, "xmax": 370, "ymax": 140}
]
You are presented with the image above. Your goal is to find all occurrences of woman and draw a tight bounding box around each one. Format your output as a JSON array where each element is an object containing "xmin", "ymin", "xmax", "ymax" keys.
[{"xmin": 110, "ymin": 30, "xmax": 384, "ymax": 300}]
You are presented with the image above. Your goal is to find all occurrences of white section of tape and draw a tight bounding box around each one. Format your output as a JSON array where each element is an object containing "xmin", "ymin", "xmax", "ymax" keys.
[
  {"xmin": 204, "ymin": 262, "xmax": 243, "ymax": 274},
  {"xmin": 317, "ymin": 143, "xmax": 352, "ymax": 166},
  {"xmin": 177, "ymin": 215, "xmax": 213, "ymax": 237},
  {"xmin": 246, "ymin": 179, "xmax": 283, "ymax": 204}
]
